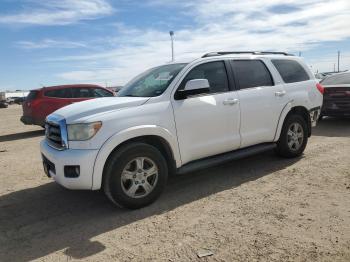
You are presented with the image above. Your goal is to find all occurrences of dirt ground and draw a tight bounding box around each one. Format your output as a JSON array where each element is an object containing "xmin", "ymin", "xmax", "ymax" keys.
[{"xmin": 0, "ymin": 105, "xmax": 349, "ymax": 262}]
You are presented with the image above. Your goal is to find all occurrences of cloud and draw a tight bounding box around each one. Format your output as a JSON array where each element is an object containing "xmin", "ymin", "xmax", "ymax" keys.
[
  {"xmin": 16, "ymin": 39, "xmax": 88, "ymax": 49},
  {"xmin": 0, "ymin": 0, "xmax": 113, "ymax": 26},
  {"xmin": 48, "ymin": 0, "xmax": 350, "ymax": 84}
]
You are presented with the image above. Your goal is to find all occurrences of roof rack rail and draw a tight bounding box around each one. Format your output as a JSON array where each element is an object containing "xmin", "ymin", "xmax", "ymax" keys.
[{"xmin": 202, "ymin": 51, "xmax": 294, "ymax": 58}]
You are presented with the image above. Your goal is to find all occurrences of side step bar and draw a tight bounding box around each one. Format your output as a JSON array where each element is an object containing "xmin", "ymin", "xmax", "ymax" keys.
[{"xmin": 177, "ymin": 143, "xmax": 276, "ymax": 175}]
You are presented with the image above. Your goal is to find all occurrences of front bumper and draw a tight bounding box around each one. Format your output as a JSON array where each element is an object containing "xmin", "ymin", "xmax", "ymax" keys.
[{"xmin": 40, "ymin": 139, "xmax": 99, "ymax": 190}]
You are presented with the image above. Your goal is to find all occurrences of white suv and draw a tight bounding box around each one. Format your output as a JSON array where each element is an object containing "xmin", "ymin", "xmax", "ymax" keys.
[{"xmin": 41, "ymin": 51, "xmax": 323, "ymax": 209}]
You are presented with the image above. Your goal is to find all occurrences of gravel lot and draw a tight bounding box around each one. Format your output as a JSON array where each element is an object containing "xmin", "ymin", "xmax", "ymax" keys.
[{"xmin": 0, "ymin": 105, "xmax": 349, "ymax": 261}]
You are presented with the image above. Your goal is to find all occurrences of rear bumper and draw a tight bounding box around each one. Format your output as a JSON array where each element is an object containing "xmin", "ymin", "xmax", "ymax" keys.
[
  {"xmin": 20, "ymin": 115, "xmax": 34, "ymax": 125},
  {"xmin": 322, "ymin": 96, "xmax": 350, "ymax": 116},
  {"xmin": 321, "ymin": 109, "xmax": 350, "ymax": 117},
  {"xmin": 21, "ymin": 115, "xmax": 44, "ymax": 126},
  {"xmin": 321, "ymin": 104, "xmax": 350, "ymax": 116}
]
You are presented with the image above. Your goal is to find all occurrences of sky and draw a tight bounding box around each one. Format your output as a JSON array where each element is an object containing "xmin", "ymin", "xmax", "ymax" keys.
[{"xmin": 0, "ymin": 0, "xmax": 350, "ymax": 91}]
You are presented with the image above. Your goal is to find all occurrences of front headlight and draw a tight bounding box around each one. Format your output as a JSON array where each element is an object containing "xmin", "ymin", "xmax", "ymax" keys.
[{"xmin": 67, "ymin": 121, "xmax": 102, "ymax": 141}]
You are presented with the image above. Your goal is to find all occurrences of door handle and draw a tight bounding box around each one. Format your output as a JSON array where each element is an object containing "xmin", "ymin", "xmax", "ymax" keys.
[
  {"xmin": 223, "ymin": 98, "xmax": 239, "ymax": 105},
  {"xmin": 275, "ymin": 90, "xmax": 286, "ymax": 97}
]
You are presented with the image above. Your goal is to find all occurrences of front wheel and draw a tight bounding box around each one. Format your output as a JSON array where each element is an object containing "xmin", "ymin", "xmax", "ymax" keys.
[
  {"xmin": 103, "ymin": 143, "xmax": 168, "ymax": 209},
  {"xmin": 275, "ymin": 114, "xmax": 308, "ymax": 158}
]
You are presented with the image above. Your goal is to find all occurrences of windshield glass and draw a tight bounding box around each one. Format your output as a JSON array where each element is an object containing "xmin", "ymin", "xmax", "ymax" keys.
[{"xmin": 118, "ymin": 63, "xmax": 187, "ymax": 97}]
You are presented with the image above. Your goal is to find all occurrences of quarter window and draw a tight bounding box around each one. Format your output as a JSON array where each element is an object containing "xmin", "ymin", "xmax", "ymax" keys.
[
  {"xmin": 231, "ymin": 60, "xmax": 273, "ymax": 89},
  {"xmin": 272, "ymin": 59, "xmax": 310, "ymax": 83},
  {"xmin": 180, "ymin": 61, "xmax": 229, "ymax": 93},
  {"xmin": 71, "ymin": 88, "xmax": 91, "ymax": 98},
  {"xmin": 92, "ymin": 88, "xmax": 113, "ymax": 97}
]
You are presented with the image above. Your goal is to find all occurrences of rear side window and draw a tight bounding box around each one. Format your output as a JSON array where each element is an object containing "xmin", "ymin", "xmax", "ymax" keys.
[
  {"xmin": 71, "ymin": 88, "xmax": 91, "ymax": 98},
  {"xmin": 26, "ymin": 91, "xmax": 38, "ymax": 101},
  {"xmin": 231, "ymin": 60, "xmax": 273, "ymax": 89},
  {"xmin": 272, "ymin": 59, "xmax": 310, "ymax": 83},
  {"xmin": 180, "ymin": 61, "xmax": 229, "ymax": 93},
  {"xmin": 44, "ymin": 88, "xmax": 72, "ymax": 98},
  {"xmin": 92, "ymin": 88, "xmax": 114, "ymax": 97}
]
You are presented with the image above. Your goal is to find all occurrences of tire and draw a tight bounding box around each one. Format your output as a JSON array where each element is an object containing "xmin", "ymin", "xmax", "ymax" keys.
[
  {"xmin": 275, "ymin": 114, "xmax": 308, "ymax": 158},
  {"xmin": 103, "ymin": 142, "xmax": 168, "ymax": 209}
]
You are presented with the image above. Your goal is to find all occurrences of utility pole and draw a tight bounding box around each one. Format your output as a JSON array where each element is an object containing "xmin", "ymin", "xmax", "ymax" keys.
[
  {"xmin": 337, "ymin": 51, "xmax": 340, "ymax": 72},
  {"xmin": 169, "ymin": 31, "xmax": 174, "ymax": 62},
  {"xmin": 333, "ymin": 63, "xmax": 336, "ymax": 72}
]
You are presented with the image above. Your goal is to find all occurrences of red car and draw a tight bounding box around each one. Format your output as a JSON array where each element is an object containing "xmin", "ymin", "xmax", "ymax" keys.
[{"xmin": 21, "ymin": 84, "xmax": 115, "ymax": 127}]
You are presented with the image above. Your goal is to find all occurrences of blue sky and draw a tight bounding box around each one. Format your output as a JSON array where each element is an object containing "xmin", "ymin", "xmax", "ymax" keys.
[{"xmin": 0, "ymin": 0, "xmax": 350, "ymax": 91}]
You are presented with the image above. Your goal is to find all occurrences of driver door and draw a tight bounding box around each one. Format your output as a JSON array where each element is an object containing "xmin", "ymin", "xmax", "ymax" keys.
[{"xmin": 171, "ymin": 61, "xmax": 241, "ymax": 165}]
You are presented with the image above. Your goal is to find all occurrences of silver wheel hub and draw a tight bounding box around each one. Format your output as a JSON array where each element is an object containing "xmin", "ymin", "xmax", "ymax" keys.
[
  {"xmin": 121, "ymin": 157, "xmax": 158, "ymax": 199},
  {"xmin": 287, "ymin": 122, "xmax": 304, "ymax": 151}
]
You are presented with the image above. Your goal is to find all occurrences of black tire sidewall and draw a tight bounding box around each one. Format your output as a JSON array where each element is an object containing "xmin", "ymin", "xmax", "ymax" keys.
[
  {"xmin": 104, "ymin": 143, "xmax": 168, "ymax": 209},
  {"xmin": 277, "ymin": 114, "xmax": 308, "ymax": 158}
]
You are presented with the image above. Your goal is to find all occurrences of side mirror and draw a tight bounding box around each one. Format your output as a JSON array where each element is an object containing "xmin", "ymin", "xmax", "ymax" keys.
[{"xmin": 175, "ymin": 79, "xmax": 210, "ymax": 100}]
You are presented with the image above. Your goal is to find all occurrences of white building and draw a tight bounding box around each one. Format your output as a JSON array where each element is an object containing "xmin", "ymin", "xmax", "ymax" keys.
[{"xmin": 0, "ymin": 91, "xmax": 29, "ymax": 101}]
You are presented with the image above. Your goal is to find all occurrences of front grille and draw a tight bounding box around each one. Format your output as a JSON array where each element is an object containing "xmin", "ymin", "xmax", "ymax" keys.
[
  {"xmin": 45, "ymin": 115, "xmax": 68, "ymax": 150},
  {"xmin": 46, "ymin": 122, "xmax": 62, "ymax": 149}
]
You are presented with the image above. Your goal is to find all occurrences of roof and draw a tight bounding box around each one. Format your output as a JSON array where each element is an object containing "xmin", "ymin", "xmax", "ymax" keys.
[
  {"xmin": 201, "ymin": 51, "xmax": 294, "ymax": 58},
  {"xmin": 31, "ymin": 84, "xmax": 103, "ymax": 91}
]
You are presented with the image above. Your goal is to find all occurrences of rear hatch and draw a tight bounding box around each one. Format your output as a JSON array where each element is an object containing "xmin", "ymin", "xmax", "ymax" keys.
[{"xmin": 22, "ymin": 90, "xmax": 39, "ymax": 116}]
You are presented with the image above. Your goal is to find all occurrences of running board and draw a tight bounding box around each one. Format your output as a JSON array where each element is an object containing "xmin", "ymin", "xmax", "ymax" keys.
[{"xmin": 177, "ymin": 143, "xmax": 276, "ymax": 175}]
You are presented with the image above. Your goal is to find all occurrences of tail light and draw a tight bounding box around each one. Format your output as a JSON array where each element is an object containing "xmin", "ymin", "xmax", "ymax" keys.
[{"xmin": 316, "ymin": 83, "xmax": 324, "ymax": 94}]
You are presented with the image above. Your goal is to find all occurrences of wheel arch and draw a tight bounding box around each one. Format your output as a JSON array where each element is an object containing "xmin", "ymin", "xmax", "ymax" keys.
[
  {"xmin": 274, "ymin": 104, "xmax": 311, "ymax": 141},
  {"xmin": 92, "ymin": 125, "xmax": 180, "ymax": 190}
]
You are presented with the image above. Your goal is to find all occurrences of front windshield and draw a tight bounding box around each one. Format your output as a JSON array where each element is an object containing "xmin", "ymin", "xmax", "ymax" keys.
[{"xmin": 118, "ymin": 63, "xmax": 187, "ymax": 97}]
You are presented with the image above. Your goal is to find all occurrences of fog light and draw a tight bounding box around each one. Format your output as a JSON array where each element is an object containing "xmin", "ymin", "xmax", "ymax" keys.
[{"xmin": 64, "ymin": 166, "xmax": 80, "ymax": 178}]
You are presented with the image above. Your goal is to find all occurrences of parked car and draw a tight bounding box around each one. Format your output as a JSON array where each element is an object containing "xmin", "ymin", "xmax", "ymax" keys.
[
  {"xmin": 21, "ymin": 84, "xmax": 115, "ymax": 127},
  {"xmin": 13, "ymin": 97, "xmax": 25, "ymax": 104},
  {"xmin": 0, "ymin": 101, "xmax": 8, "ymax": 108},
  {"xmin": 6, "ymin": 97, "xmax": 15, "ymax": 104},
  {"xmin": 40, "ymin": 51, "xmax": 323, "ymax": 209},
  {"xmin": 320, "ymin": 71, "xmax": 350, "ymax": 118}
]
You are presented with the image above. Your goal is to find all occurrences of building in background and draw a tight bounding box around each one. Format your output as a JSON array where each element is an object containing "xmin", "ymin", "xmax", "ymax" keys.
[{"xmin": 0, "ymin": 90, "xmax": 29, "ymax": 102}]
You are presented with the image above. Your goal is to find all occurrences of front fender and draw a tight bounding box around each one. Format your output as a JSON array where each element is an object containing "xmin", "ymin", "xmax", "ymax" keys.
[{"xmin": 91, "ymin": 125, "xmax": 180, "ymax": 190}]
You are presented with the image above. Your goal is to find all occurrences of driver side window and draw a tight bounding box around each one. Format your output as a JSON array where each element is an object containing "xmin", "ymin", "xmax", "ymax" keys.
[{"xmin": 179, "ymin": 61, "xmax": 229, "ymax": 93}]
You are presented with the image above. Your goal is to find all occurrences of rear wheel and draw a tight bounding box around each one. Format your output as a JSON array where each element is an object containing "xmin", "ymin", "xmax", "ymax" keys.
[
  {"xmin": 276, "ymin": 114, "xmax": 308, "ymax": 158},
  {"xmin": 103, "ymin": 143, "xmax": 168, "ymax": 209}
]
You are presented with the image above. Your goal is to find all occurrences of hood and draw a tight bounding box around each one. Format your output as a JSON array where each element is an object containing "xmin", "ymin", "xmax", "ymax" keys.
[{"xmin": 53, "ymin": 97, "xmax": 149, "ymax": 123}]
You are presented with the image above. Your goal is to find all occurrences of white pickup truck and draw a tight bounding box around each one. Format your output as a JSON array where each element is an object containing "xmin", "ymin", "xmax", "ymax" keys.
[{"xmin": 41, "ymin": 51, "xmax": 323, "ymax": 209}]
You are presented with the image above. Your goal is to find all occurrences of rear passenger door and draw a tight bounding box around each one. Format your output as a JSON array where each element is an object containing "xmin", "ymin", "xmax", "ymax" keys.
[
  {"xmin": 230, "ymin": 59, "xmax": 290, "ymax": 147},
  {"xmin": 43, "ymin": 88, "xmax": 73, "ymax": 115}
]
